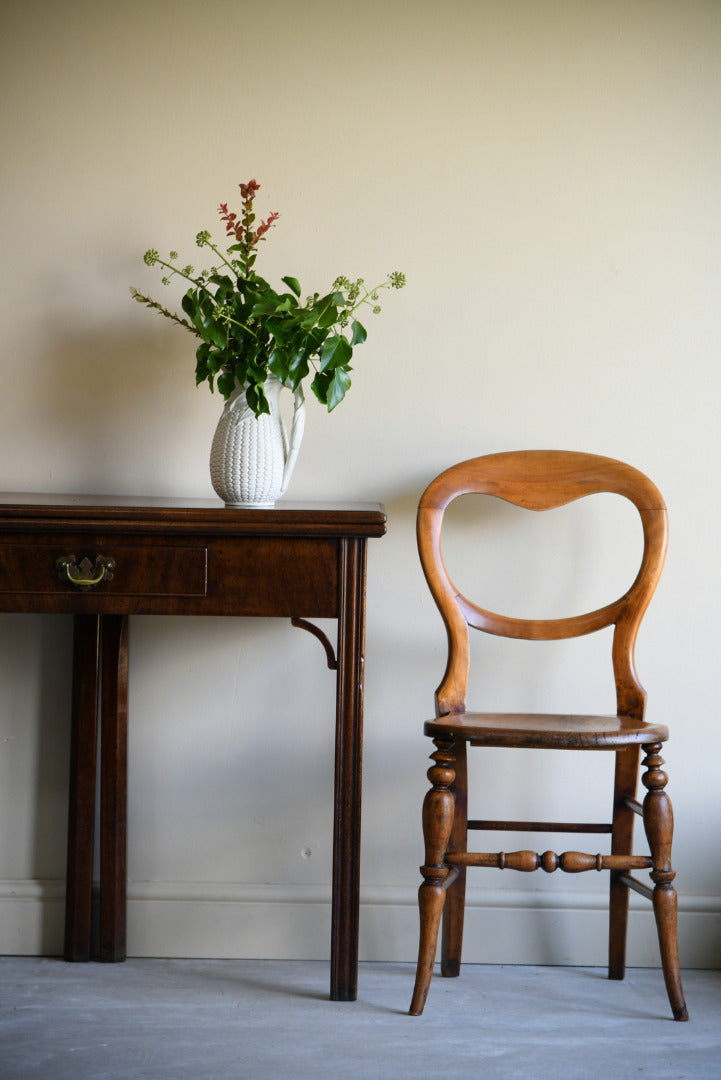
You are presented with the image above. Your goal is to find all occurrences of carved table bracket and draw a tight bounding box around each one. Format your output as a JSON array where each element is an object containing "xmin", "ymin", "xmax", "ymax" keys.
[{"xmin": 291, "ymin": 617, "xmax": 338, "ymax": 670}]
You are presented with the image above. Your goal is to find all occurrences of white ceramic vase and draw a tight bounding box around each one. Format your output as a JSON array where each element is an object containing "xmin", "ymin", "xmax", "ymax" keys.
[{"xmin": 209, "ymin": 375, "xmax": 306, "ymax": 508}]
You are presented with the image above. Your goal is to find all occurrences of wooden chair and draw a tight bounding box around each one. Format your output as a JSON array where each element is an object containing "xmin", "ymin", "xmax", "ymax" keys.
[{"xmin": 409, "ymin": 450, "xmax": 688, "ymax": 1021}]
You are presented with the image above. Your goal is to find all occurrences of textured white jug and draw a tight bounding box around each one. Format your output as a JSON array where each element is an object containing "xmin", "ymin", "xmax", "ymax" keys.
[{"xmin": 209, "ymin": 376, "xmax": 306, "ymax": 508}]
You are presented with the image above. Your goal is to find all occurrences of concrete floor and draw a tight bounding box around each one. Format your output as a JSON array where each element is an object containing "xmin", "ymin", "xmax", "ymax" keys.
[{"xmin": 1, "ymin": 958, "xmax": 719, "ymax": 1080}]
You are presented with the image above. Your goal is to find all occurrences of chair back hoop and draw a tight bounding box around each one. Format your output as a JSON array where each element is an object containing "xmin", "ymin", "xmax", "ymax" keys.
[{"xmin": 417, "ymin": 450, "xmax": 668, "ymax": 718}]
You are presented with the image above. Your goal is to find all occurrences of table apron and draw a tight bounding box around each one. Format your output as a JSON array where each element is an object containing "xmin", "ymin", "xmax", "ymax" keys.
[{"xmin": 0, "ymin": 534, "xmax": 340, "ymax": 617}]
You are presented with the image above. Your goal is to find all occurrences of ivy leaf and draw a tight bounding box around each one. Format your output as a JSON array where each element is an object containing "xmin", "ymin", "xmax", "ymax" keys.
[
  {"xmin": 209, "ymin": 273, "xmax": 234, "ymax": 291},
  {"xmin": 319, "ymin": 334, "xmax": 352, "ymax": 372},
  {"xmin": 287, "ymin": 350, "xmax": 309, "ymax": 381},
  {"xmin": 217, "ymin": 369, "xmax": 236, "ymax": 398},
  {"xmin": 268, "ymin": 347, "xmax": 290, "ymax": 385},
  {"xmin": 281, "ymin": 275, "xmax": 302, "ymax": 297},
  {"xmin": 246, "ymin": 381, "xmax": 270, "ymax": 417},
  {"xmin": 317, "ymin": 302, "xmax": 339, "ymax": 329},
  {"xmin": 207, "ymin": 319, "xmax": 228, "ymax": 349},
  {"xmin": 182, "ymin": 292, "xmax": 199, "ymax": 322},
  {"xmin": 299, "ymin": 307, "xmax": 321, "ymax": 330},
  {"xmin": 350, "ymin": 320, "xmax": 367, "ymax": 346},
  {"xmin": 206, "ymin": 352, "xmax": 223, "ymax": 375},
  {"xmin": 326, "ymin": 367, "xmax": 352, "ymax": 411},
  {"xmin": 195, "ymin": 343, "xmax": 211, "ymax": 386},
  {"xmin": 310, "ymin": 370, "xmax": 331, "ymax": 404}
]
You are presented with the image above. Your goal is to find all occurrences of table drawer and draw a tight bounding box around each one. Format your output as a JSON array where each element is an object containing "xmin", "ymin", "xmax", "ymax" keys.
[
  {"xmin": 0, "ymin": 542, "xmax": 208, "ymax": 597},
  {"xmin": 206, "ymin": 536, "xmax": 338, "ymax": 616}
]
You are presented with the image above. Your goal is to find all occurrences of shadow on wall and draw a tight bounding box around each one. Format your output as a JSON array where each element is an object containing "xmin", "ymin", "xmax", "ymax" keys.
[
  {"xmin": 0, "ymin": 613, "xmax": 73, "ymax": 952},
  {"xmin": 10, "ymin": 322, "xmax": 214, "ymax": 495}
]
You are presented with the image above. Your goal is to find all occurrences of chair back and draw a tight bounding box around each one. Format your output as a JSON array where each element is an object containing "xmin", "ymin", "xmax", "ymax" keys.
[{"xmin": 417, "ymin": 450, "xmax": 668, "ymax": 720}]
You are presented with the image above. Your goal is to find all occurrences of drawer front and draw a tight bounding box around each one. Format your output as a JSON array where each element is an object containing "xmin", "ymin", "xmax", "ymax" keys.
[
  {"xmin": 206, "ymin": 536, "xmax": 338, "ymax": 616},
  {"xmin": 0, "ymin": 542, "xmax": 208, "ymax": 598}
]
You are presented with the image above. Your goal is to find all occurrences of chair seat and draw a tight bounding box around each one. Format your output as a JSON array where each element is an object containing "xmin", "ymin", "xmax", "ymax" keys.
[{"xmin": 424, "ymin": 712, "xmax": 669, "ymax": 750}]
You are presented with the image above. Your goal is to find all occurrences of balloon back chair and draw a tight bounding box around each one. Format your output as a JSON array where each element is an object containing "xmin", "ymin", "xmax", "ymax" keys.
[{"xmin": 409, "ymin": 450, "xmax": 687, "ymax": 1021}]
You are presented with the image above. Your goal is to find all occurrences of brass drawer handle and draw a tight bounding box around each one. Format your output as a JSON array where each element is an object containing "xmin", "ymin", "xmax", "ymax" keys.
[{"xmin": 57, "ymin": 554, "xmax": 116, "ymax": 590}]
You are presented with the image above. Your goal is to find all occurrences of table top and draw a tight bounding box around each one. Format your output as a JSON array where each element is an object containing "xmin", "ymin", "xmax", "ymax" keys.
[{"xmin": 0, "ymin": 495, "xmax": 387, "ymax": 538}]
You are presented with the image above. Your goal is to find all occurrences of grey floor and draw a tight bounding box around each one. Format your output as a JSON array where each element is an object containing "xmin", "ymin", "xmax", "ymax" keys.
[{"xmin": 1, "ymin": 958, "xmax": 719, "ymax": 1080}]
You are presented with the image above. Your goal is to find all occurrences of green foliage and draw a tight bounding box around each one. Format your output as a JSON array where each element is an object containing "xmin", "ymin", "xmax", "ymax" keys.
[{"xmin": 131, "ymin": 180, "xmax": 405, "ymax": 418}]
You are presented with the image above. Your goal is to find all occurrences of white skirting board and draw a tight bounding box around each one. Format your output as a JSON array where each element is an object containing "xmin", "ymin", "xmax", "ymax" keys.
[{"xmin": 1, "ymin": 879, "xmax": 719, "ymax": 968}]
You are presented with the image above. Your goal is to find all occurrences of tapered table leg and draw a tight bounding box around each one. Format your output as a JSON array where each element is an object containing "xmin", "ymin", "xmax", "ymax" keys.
[
  {"xmin": 330, "ymin": 538, "xmax": 367, "ymax": 1002},
  {"xmin": 64, "ymin": 615, "xmax": 101, "ymax": 962},
  {"xmin": 99, "ymin": 615, "xmax": 129, "ymax": 962}
]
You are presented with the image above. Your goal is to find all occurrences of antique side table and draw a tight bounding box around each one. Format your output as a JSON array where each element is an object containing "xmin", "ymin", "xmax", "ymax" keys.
[{"xmin": 0, "ymin": 495, "xmax": 386, "ymax": 1001}]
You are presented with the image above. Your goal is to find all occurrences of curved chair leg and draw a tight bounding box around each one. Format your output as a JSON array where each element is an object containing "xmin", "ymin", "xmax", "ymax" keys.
[
  {"xmin": 642, "ymin": 743, "xmax": 689, "ymax": 1021},
  {"xmin": 441, "ymin": 739, "xmax": 467, "ymax": 978},
  {"xmin": 608, "ymin": 747, "xmax": 639, "ymax": 980},
  {"xmin": 410, "ymin": 737, "xmax": 456, "ymax": 1016}
]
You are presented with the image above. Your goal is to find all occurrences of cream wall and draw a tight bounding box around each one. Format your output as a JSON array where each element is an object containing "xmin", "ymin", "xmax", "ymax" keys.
[{"xmin": 1, "ymin": 0, "xmax": 720, "ymax": 970}]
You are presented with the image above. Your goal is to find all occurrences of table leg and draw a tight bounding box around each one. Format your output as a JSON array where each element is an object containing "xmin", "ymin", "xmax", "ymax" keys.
[
  {"xmin": 330, "ymin": 537, "xmax": 367, "ymax": 1001},
  {"xmin": 64, "ymin": 615, "xmax": 101, "ymax": 961},
  {"xmin": 99, "ymin": 615, "xmax": 129, "ymax": 961}
]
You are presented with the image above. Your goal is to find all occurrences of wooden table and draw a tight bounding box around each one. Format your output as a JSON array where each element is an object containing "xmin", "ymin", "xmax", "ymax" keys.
[{"xmin": 0, "ymin": 495, "xmax": 386, "ymax": 1001}]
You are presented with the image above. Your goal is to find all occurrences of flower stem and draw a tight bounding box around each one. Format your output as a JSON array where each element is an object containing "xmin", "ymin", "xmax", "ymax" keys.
[
  {"xmin": 130, "ymin": 289, "xmax": 199, "ymax": 335},
  {"xmin": 204, "ymin": 240, "xmax": 241, "ymax": 278},
  {"xmin": 349, "ymin": 278, "xmax": 393, "ymax": 314},
  {"xmin": 153, "ymin": 257, "xmax": 202, "ymax": 285}
]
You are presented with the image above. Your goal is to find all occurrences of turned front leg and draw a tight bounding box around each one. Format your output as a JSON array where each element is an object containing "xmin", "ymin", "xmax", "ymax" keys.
[
  {"xmin": 642, "ymin": 743, "xmax": 688, "ymax": 1021},
  {"xmin": 410, "ymin": 737, "xmax": 456, "ymax": 1016}
]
